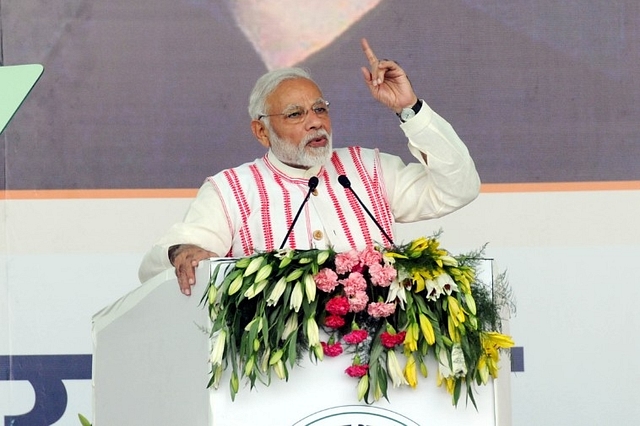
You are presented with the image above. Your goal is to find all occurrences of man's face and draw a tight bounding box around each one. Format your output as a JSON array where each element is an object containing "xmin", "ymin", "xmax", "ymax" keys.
[{"xmin": 263, "ymin": 78, "xmax": 333, "ymax": 168}]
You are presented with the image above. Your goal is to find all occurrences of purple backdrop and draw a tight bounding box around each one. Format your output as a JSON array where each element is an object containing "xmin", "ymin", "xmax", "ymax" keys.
[{"xmin": 2, "ymin": 0, "xmax": 638, "ymax": 189}]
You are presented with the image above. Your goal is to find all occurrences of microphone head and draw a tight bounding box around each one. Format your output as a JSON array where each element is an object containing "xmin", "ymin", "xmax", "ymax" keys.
[
  {"xmin": 337, "ymin": 175, "xmax": 351, "ymax": 188},
  {"xmin": 308, "ymin": 176, "xmax": 319, "ymax": 190}
]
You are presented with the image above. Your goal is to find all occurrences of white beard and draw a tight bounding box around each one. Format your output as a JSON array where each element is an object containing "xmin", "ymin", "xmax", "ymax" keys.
[{"xmin": 268, "ymin": 127, "xmax": 333, "ymax": 168}]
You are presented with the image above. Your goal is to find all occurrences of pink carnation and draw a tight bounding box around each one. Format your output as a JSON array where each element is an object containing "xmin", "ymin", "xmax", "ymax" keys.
[
  {"xmin": 340, "ymin": 272, "xmax": 367, "ymax": 296},
  {"xmin": 314, "ymin": 268, "xmax": 339, "ymax": 293},
  {"xmin": 345, "ymin": 364, "xmax": 369, "ymax": 378},
  {"xmin": 321, "ymin": 341, "xmax": 344, "ymax": 357},
  {"xmin": 367, "ymin": 302, "xmax": 397, "ymax": 318},
  {"xmin": 325, "ymin": 296, "xmax": 350, "ymax": 316},
  {"xmin": 335, "ymin": 250, "xmax": 361, "ymax": 274},
  {"xmin": 368, "ymin": 263, "xmax": 397, "ymax": 287},
  {"xmin": 348, "ymin": 291, "xmax": 369, "ymax": 312},
  {"xmin": 324, "ymin": 315, "xmax": 346, "ymax": 329},
  {"xmin": 343, "ymin": 329, "xmax": 368, "ymax": 345},
  {"xmin": 359, "ymin": 246, "xmax": 383, "ymax": 266},
  {"xmin": 380, "ymin": 331, "xmax": 407, "ymax": 348}
]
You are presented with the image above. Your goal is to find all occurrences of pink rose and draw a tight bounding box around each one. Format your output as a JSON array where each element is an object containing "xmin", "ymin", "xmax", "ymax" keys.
[
  {"xmin": 314, "ymin": 268, "xmax": 339, "ymax": 293},
  {"xmin": 343, "ymin": 329, "xmax": 368, "ymax": 345},
  {"xmin": 325, "ymin": 296, "xmax": 350, "ymax": 316},
  {"xmin": 367, "ymin": 302, "xmax": 396, "ymax": 318}
]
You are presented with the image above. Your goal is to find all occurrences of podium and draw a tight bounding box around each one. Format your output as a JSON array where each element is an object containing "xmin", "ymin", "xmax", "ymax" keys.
[{"xmin": 92, "ymin": 259, "xmax": 511, "ymax": 425}]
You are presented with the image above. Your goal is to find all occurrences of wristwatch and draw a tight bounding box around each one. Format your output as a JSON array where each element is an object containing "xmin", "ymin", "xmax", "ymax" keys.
[{"xmin": 397, "ymin": 99, "xmax": 422, "ymax": 122}]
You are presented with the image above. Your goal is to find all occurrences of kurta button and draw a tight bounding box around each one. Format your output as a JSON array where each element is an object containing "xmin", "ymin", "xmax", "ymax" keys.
[{"xmin": 313, "ymin": 230, "xmax": 323, "ymax": 240}]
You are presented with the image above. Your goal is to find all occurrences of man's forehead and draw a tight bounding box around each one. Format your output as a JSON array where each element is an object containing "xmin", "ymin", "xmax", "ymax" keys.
[{"xmin": 269, "ymin": 78, "xmax": 323, "ymax": 107}]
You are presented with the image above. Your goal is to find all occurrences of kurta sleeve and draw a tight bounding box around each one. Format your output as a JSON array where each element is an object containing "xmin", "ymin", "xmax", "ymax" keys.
[
  {"xmin": 138, "ymin": 180, "xmax": 233, "ymax": 283},
  {"xmin": 381, "ymin": 101, "xmax": 481, "ymax": 222}
]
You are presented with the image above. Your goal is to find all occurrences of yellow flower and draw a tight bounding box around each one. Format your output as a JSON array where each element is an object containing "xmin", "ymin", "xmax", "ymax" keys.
[
  {"xmin": 403, "ymin": 322, "xmax": 419, "ymax": 352},
  {"xmin": 409, "ymin": 237, "xmax": 430, "ymax": 253},
  {"xmin": 418, "ymin": 313, "xmax": 435, "ymax": 345},
  {"xmin": 477, "ymin": 355, "xmax": 490, "ymax": 384},
  {"xmin": 403, "ymin": 354, "xmax": 418, "ymax": 388},
  {"xmin": 480, "ymin": 332, "xmax": 515, "ymax": 378},
  {"xmin": 447, "ymin": 296, "xmax": 466, "ymax": 327}
]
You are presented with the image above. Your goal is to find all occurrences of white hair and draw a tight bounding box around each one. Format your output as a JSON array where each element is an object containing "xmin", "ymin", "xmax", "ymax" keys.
[{"xmin": 248, "ymin": 68, "xmax": 314, "ymax": 119}]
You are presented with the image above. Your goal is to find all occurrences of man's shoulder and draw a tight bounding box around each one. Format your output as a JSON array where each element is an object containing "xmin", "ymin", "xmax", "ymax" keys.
[
  {"xmin": 206, "ymin": 156, "xmax": 267, "ymax": 179},
  {"xmin": 332, "ymin": 146, "xmax": 382, "ymax": 164}
]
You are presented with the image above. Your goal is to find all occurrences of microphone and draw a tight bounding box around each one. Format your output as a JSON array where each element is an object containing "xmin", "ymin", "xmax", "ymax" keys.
[
  {"xmin": 337, "ymin": 175, "xmax": 395, "ymax": 246},
  {"xmin": 279, "ymin": 176, "xmax": 320, "ymax": 249}
]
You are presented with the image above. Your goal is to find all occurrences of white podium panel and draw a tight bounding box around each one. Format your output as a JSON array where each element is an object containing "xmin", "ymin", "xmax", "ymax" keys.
[{"xmin": 93, "ymin": 259, "xmax": 509, "ymax": 426}]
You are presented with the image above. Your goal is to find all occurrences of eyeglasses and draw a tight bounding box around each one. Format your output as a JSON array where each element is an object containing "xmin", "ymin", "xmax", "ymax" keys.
[{"xmin": 258, "ymin": 100, "xmax": 330, "ymax": 124}]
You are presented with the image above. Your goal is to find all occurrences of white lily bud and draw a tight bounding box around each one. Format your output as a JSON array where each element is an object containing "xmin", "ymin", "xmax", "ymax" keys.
[
  {"xmin": 243, "ymin": 256, "xmax": 264, "ymax": 277},
  {"xmin": 267, "ymin": 277, "xmax": 287, "ymax": 306},
  {"xmin": 281, "ymin": 314, "xmax": 299, "ymax": 340},
  {"xmin": 290, "ymin": 281, "xmax": 303, "ymax": 312},
  {"xmin": 210, "ymin": 329, "xmax": 226, "ymax": 365},
  {"xmin": 306, "ymin": 317, "xmax": 320, "ymax": 347},
  {"xmin": 304, "ymin": 274, "xmax": 316, "ymax": 302}
]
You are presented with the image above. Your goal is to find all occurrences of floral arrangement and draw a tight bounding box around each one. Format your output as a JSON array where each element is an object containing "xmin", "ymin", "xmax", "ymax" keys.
[{"xmin": 204, "ymin": 234, "xmax": 514, "ymax": 406}]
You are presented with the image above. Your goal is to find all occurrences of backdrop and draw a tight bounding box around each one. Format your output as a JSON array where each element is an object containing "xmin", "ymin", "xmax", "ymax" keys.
[{"xmin": 2, "ymin": 0, "xmax": 639, "ymax": 189}]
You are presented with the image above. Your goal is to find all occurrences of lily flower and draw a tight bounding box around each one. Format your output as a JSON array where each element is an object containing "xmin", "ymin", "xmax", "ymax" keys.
[
  {"xmin": 281, "ymin": 314, "xmax": 298, "ymax": 340},
  {"xmin": 306, "ymin": 317, "xmax": 320, "ymax": 347},
  {"xmin": 210, "ymin": 329, "xmax": 226, "ymax": 365},
  {"xmin": 356, "ymin": 375, "xmax": 369, "ymax": 401},
  {"xmin": 290, "ymin": 281, "xmax": 303, "ymax": 312},
  {"xmin": 386, "ymin": 350, "xmax": 409, "ymax": 387},
  {"xmin": 304, "ymin": 273, "xmax": 316, "ymax": 302},
  {"xmin": 266, "ymin": 277, "xmax": 287, "ymax": 306},
  {"xmin": 404, "ymin": 354, "xmax": 418, "ymax": 388}
]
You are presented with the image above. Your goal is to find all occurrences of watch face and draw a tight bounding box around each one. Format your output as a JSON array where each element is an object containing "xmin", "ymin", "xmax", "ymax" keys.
[{"xmin": 400, "ymin": 108, "xmax": 416, "ymax": 121}]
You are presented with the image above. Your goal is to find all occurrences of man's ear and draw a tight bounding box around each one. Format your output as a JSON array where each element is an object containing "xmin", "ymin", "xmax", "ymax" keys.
[{"xmin": 251, "ymin": 119, "xmax": 271, "ymax": 148}]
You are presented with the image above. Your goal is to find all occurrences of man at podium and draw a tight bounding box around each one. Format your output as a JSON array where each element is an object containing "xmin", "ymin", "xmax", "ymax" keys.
[{"xmin": 139, "ymin": 38, "xmax": 480, "ymax": 295}]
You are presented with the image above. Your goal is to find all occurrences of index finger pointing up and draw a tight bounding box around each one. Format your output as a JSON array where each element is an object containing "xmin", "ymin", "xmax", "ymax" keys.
[{"xmin": 361, "ymin": 38, "xmax": 379, "ymax": 66}]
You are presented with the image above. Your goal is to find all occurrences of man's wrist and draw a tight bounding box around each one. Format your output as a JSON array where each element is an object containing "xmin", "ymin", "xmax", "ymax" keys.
[
  {"xmin": 168, "ymin": 244, "xmax": 183, "ymax": 265},
  {"xmin": 397, "ymin": 98, "xmax": 422, "ymax": 122}
]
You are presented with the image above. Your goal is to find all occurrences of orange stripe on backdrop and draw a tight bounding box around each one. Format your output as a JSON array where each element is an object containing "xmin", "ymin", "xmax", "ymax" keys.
[{"xmin": 1, "ymin": 181, "xmax": 639, "ymax": 200}]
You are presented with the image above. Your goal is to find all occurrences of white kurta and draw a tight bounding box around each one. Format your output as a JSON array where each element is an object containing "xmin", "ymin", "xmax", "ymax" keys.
[{"xmin": 138, "ymin": 101, "xmax": 480, "ymax": 283}]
